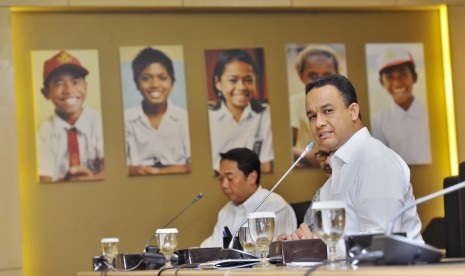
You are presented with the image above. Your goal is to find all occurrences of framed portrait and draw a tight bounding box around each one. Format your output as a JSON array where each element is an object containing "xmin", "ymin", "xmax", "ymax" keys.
[
  {"xmin": 204, "ymin": 48, "xmax": 274, "ymax": 174},
  {"xmin": 365, "ymin": 43, "xmax": 431, "ymax": 165},
  {"xmin": 285, "ymin": 43, "xmax": 347, "ymax": 168},
  {"xmin": 32, "ymin": 49, "xmax": 104, "ymax": 183},
  {"xmin": 119, "ymin": 45, "xmax": 192, "ymax": 176}
]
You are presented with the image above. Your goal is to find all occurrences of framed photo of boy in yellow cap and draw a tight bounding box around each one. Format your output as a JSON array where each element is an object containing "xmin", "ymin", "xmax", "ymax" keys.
[
  {"xmin": 32, "ymin": 49, "xmax": 105, "ymax": 183},
  {"xmin": 365, "ymin": 43, "xmax": 431, "ymax": 165}
]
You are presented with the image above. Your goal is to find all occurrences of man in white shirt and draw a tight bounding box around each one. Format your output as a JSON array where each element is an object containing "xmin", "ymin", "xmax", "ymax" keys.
[
  {"xmin": 201, "ymin": 148, "xmax": 296, "ymax": 248},
  {"xmin": 283, "ymin": 75, "xmax": 423, "ymax": 242}
]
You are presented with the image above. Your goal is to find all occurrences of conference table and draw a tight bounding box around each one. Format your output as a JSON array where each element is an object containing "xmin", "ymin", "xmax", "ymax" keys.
[{"xmin": 78, "ymin": 261, "xmax": 465, "ymax": 276}]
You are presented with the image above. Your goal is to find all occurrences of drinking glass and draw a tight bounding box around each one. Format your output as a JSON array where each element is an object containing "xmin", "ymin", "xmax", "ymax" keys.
[
  {"xmin": 311, "ymin": 201, "xmax": 346, "ymax": 269},
  {"xmin": 238, "ymin": 223, "xmax": 256, "ymax": 255},
  {"xmin": 101, "ymin": 237, "xmax": 119, "ymax": 270},
  {"xmin": 155, "ymin": 228, "xmax": 178, "ymax": 269},
  {"xmin": 248, "ymin": 212, "xmax": 276, "ymax": 268}
]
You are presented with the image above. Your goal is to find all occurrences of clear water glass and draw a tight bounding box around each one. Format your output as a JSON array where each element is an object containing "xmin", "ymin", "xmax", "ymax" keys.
[
  {"xmin": 311, "ymin": 201, "xmax": 346, "ymax": 269},
  {"xmin": 238, "ymin": 223, "xmax": 256, "ymax": 255},
  {"xmin": 156, "ymin": 228, "xmax": 178, "ymax": 269},
  {"xmin": 248, "ymin": 212, "xmax": 276, "ymax": 268},
  {"xmin": 101, "ymin": 237, "xmax": 119, "ymax": 270}
]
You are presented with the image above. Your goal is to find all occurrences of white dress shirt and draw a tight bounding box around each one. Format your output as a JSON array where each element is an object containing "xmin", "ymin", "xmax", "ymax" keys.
[
  {"xmin": 320, "ymin": 127, "xmax": 423, "ymax": 241},
  {"xmin": 371, "ymin": 97, "xmax": 431, "ymax": 165},
  {"xmin": 208, "ymin": 103, "xmax": 274, "ymax": 171},
  {"xmin": 200, "ymin": 186, "xmax": 297, "ymax": 248},
  {"xmin": 124, "ymin": 100, "xmax": 191, "ymax": 167},
  {"xmin": 37, "ymin": 107, "xmax": 104, "ymax": 181}
]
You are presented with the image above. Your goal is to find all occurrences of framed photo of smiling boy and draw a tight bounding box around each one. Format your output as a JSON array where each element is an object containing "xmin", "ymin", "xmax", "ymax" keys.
[
  {"xmin": 365, "ymin": 43, "xmax": 431, "ymax": 165},
  {"xmin": 32, "ymin": 49, "xmax": 105, "ymax": 183},
  {"xmin": 204, "ymin": 48, "xmax": 274, "ymax": 174},
  {"xmin": 119, "ymin": 45, "xmax": 191, "ymax": 176}
]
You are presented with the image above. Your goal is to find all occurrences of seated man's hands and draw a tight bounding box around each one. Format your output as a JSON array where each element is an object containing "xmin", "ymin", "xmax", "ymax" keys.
[{"xmin": 279, "ymin": 223, "xmax": 320, "ymax": 241}]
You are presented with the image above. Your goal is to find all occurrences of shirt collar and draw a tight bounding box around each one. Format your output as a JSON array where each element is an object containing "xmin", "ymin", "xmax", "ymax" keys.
[
  {"xmin": 332, "ymin": 127, "xmax": 371, "ymax": 165},
  {"xmin": 51, "ymin": 106, "xmax": 91, "ymax": 134},
  {"xmin": 239, "ymin": 185, "xmax": 263, "ymax": 213},
  {"xmin": 130, "ymin": 100, "xmax": 179, "ymax": 127},
  {"xmin": 392, "ymin": 96, "xmax": 421, "ymax": 118},
  {"xmin": 216, "ymin": 103, "xmax": 253, "ymax": 122}
]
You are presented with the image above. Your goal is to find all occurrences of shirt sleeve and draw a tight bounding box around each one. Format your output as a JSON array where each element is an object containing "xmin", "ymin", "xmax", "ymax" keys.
[{"xmin": 37, "ymin": 122, "xmax": 54, "ymax": 179}]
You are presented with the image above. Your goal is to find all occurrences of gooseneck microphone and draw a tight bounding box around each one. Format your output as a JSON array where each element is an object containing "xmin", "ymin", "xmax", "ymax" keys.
[
  {"xmin": 371, "ymin": 181, "xmax": 465, "ymax": 265},
  {"xmin": 219, "ymin": 142, "xmax": 315, "ymax": 258},
  {"xmin": 144, "ymin": 192, "xmax": 204, "ymax": 250}
]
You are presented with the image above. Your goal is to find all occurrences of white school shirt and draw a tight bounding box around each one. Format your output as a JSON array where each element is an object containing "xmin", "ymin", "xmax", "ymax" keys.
[
  {"xmin": 208, "ymin": 103, "xmax": 274, "ymax": 172},
  {"xmin": 320, "ymin": 127, "xmax": 423, "ymax": 241},
  {"xmin": 124, "ymin": 100, "xmax": 191, "ymax": 167},
  {"xmin": 371, "ymin": 97, "xmax": 431, "ymax": 165},
  {"xmin": 200, "ymin": 186, "xmax": 297, "ymax": 248},
  {"xmin": 37, "ymin": 107, "xmax": 104, "ymax": 182}
]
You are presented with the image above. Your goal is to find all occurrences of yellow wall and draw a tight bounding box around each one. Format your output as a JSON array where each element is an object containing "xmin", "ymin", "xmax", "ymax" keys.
[
  {"xmin": 0, "ymin": 7, "xmax": 22, "ymax": 276},
  {"xmin": 449, "ymin": 6, "xmax": 465, "ymax": 163},
  {"xmin": 8, "ymin": 6, "xmax": 459, "ymax": 276}
]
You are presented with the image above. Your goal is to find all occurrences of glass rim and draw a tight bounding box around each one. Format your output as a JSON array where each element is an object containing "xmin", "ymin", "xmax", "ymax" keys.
[
  {"xmin": 156, "ymin": 228, "xmax": 179, "ymax": 233},
  {"xmin": 101, "ymin": 237, "xmax": 119, "ymax": 243},
  {"xmin": 248, "ymin": 211, "xmax": 276, "ymax": 219},
  {"xmin": 312, "ymin": 200, "xmax": 346, "ymax": 209}
]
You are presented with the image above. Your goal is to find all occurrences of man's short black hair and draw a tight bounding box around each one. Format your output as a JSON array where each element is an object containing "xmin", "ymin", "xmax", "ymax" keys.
[
  {"xmin": 220, "ymin": 148, "xmax": 261, "ymax": 185},
  {"xmin": 305, "ymin": 74, "xmax": 362, "ymax": 120}
]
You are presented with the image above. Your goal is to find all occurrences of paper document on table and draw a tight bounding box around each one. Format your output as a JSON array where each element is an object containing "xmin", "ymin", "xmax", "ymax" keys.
[{"xmin": 199, "ymin": 258, "xmax": 260, "ymax": 269}]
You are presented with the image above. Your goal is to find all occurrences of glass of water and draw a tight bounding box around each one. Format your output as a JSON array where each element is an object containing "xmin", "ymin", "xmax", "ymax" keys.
[
  {"xmin": 101, "ymin": 237, "xmax": 119, "ymax": 270},
  {"xmin": 311, "ymin": 201, "xmax": 346, "ymax": 268},
  {"xmin": 238, "ymin": 223, "xmax": 256, "ymax": 255},
  {"xmin": 248, "ymin": 212, "xmax": 276, "ymax": 268},
  {"xmin": 156, "ymin": 228, "xmax": 178, "ymax": 269}
]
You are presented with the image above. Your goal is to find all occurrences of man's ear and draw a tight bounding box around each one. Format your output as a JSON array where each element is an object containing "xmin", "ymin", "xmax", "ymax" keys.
[
  {"xmin": 41, "ymin": 88, "xmax": 50, "ymax": 100},
  {"xmin": 348, "ymin": 102, "xmax": 360, "ymax": 121},
  {"xmin": 379, "ymin": 75, "xmax": 384, "ymax": 86},
  {"xmin": 247, "ymin": 170, "xmax": 258, "ymax": 185},
  {"xmin": 412, "ymin": 71, "xmax": 418, "ymax": 83}
]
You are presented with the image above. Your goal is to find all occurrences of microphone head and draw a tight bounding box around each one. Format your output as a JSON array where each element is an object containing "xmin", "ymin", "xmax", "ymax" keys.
[{"xmin": 195, "ymin": 192, "xmax": 204, "ymax": 201}]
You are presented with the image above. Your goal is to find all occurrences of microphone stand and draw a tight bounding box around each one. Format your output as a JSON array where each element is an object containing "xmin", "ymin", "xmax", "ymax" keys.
[
  {"xmin": 371, "ymin": 181, "xmax": 465, "ymax": 265},
  {"xmin": 218, "ymin": 142, "xmax": 315, "ymax": 260},
  {"xmin": 144, "ymin": 193, "xmax": 204, "ymax": 250}
]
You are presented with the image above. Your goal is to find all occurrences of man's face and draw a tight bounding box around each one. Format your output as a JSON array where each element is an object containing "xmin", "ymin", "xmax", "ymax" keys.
[
  {"xmin": 314, "ymin": 148, "xmax": 332, "ymax": 177},
  {"xmin": 42, "ymin": 71, "xmax": 87, "ymax": 117},
  {"xmin": 299, "ymin": 54, "xmax": 337, "ymax": 85},
  {"xmin": 305, "ymin": 85, "xmax": 359, "ymax": 152},
  {"xmin": 379, "ymin": 63, "xmax": 417, "ymax": 106},
  {"xmin": 218, "ymin": 159, "xmax": 257, "ymax": 205},
  {"xmin": 215, "ymin": 60, "xmax": 257, "ymax": 110},
  {"xmin": 137, "ymin": 62, "xmax": 173, "ymax": 105}
]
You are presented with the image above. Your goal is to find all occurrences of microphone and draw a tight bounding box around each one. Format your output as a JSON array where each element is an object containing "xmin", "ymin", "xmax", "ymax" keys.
[
  {"xmin": 370, "ymin": 181, "xmax": 465, "ymax": 265},
  {"xmin": 144, "ymin": 192, "xmax": 204, "ymax": 250},
  {"xmin": 218, "ymin": 142, "xmax": 316, "ymax": 259}
]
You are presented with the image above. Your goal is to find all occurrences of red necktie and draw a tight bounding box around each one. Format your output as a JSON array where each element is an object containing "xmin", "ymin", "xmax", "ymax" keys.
[{"xmin": 67, "ymin": 128, "xmax": 80, "ymax": 167}]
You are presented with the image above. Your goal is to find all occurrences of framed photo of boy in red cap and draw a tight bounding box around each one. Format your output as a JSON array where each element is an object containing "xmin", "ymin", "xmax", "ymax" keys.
[
  {"xmin": 365, "ymin": 43, "xmax": 431, "ymax": 165},
  {"xmin": 32, "ymin": 49, "xmax": 105, "ymax": 183}
]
